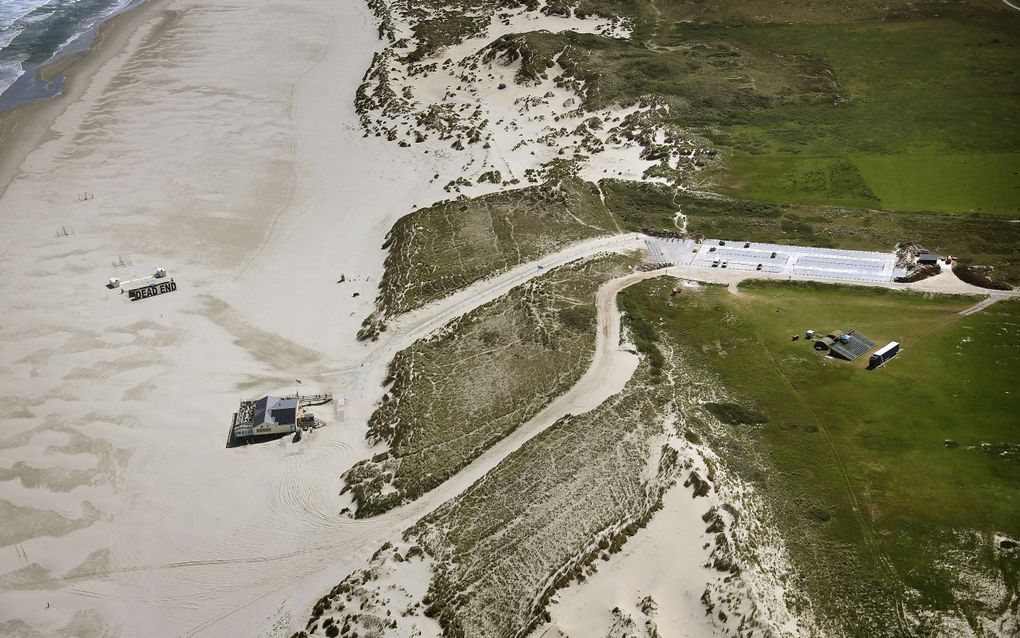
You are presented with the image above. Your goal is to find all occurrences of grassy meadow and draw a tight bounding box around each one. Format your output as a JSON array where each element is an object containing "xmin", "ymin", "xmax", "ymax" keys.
[
  {"xmin": 852, "ymin": 153, "xmax": 1020, "ymax": 216},
  {"xmin": 619, "ymin": 279, "xmax": 1020, "ymax": 633},
  {"xmin": 661, "ymin": 16, "xmax": 1020, "ymax": 216}
]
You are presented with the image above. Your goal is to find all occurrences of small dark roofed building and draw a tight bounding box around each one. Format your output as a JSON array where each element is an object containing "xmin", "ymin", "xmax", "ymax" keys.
[
  {"xmin": 813, "ymin": 330, "xmax": 876, "ymax": 361},
  {"xmin": 814, "ymin": 330, "xmax": 844, "ymax": 351},
  {"xmin": 829, "ymin": 332, "xmax": 876, "ymax": 361},
  {"xmin": 917, "ymin": 252, "xmax": 939, "ymax": 265}
]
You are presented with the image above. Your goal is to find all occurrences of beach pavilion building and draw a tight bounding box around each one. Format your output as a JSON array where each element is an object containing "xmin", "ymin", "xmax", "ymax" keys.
[{"xmin": 232, "ymin": 395, "xmax": 298, "ymax": 442}]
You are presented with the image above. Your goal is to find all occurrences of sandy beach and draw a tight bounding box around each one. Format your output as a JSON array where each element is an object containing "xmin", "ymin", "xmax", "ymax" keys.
[{"xmin": 0, "ymin": 0, "xmax": 494, "ymax": 634}]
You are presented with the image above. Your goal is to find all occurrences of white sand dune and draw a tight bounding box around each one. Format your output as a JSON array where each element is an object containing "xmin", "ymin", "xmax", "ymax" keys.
[{"xmin": 542, "ymin": 483, "xmax": 719, "ymax": 638}]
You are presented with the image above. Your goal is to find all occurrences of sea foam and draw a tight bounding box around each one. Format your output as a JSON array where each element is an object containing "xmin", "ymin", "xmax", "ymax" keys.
[{"xmin": 0, "ymin": 0, "xmax": 134, "ymax": 102}]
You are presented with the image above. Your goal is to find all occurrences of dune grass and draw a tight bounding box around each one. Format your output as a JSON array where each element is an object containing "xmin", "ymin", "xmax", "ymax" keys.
[
  {"xmin": 344, "ymin": 253, "xmax": 636, "ymax": 517},
  {"xmin": 369, "ymin": 177, "xmax": 618, "ymax": 319},
  {"xmin": 411, "ymin": 364, "xmax": 672, "ymax": 638}
]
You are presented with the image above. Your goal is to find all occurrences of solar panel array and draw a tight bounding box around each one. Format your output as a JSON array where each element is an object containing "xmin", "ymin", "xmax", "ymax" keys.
[{"xmin": 829, "ymin": 333, "xmax": 876, "ymax": 361}]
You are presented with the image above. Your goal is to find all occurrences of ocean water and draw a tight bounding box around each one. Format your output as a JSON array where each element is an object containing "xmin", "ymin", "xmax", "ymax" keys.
[{"xmin": 0, "ymin": 0, "xmax": 135, "ymax": 106}]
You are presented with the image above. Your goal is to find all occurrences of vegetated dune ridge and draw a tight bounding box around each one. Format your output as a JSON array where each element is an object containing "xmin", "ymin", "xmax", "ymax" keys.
[{"xmin": 343, "ymin": 254, "xmax": 640, "ymax": 518}]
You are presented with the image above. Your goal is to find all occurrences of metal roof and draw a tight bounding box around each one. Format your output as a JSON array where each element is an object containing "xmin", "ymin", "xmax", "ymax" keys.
[
  {"xmin": 873, "ymin": 341, "xmax": 900, "ymax": 357},
  {"xmin": 829, "ymin": 333, "xmax": 876, "ymax": 361},
  {"xmin": 252, "ymin": 396, "xmax": 298, "ymax": 427}
]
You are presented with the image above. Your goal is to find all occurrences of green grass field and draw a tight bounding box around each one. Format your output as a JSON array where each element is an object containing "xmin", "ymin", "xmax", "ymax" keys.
[
  {"xmin": 853, "ymin": 153, "xmax": 1020, "ymax": 216},
  {"xmin": 723, "ymin": 151, "xmax": 1020, "ymax": 216},
  {"xmin": 695, "ymin": 16, "xmax": 1020, "ymax": 215},
  {"xmin": 542, "ymin": 4, "xmax": 1020, "ymax": 217},
  {"xmin": 719, "ymin": 155, "xmax": 881, "ymax": 210},
  {"xmin": 619, "ymin": 280, "xmax": 1020, "ymax": 633}
]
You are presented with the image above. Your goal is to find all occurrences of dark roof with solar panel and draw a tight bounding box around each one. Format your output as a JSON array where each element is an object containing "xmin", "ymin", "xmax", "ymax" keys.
[{"xmin": 829, "ymin": 333, "xmax": 876, "ymax": 361}]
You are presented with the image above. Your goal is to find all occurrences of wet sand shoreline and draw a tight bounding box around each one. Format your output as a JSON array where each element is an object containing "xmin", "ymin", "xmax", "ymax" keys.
[{"xmin": 0, "ymin": 0, "xmax": 168, "ymax": 198}]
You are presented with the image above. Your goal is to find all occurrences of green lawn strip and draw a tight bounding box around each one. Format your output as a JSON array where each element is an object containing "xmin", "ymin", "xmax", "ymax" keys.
[
  {"xmin": 618, "ymin": 279, "xmax": 1019, "ymax": 633},
  {"xmin": 721, "ymin": 153, "xmax": 1020, "ymax": 216},
  {"xmin": 344, "ymin": 253, "xmax": 637, "ymax": 517},
  {"xmin": 852, "ymin": 153, "xmax": 1020, "ymax": 217},
  {"xmin": 717, "ymin": 155, "xmax": 881, "ymax": 210}
]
